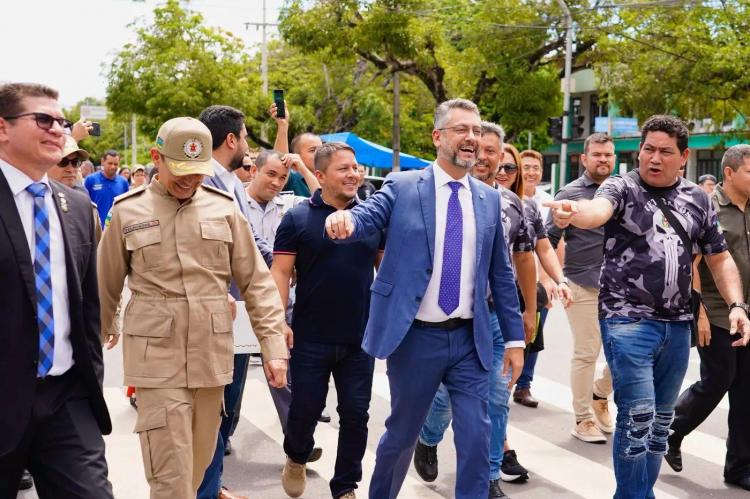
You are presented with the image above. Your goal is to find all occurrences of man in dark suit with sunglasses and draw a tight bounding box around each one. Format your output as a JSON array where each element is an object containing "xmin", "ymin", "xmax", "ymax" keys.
[{"xmin": 0, "ymin": 82, "xmax": 113, "ymax": 498}]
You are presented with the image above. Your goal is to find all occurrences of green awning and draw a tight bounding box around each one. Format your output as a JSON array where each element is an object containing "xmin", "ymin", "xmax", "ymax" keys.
[{"xmin": 543, "ymin": 132, "xmax": 745, "ymax": 155}]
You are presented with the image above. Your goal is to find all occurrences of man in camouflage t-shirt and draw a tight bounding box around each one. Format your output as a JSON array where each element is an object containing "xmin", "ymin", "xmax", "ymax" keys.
[{"xmin": 546, "ymin": 115, "xmax": 750, "ymax": 499}]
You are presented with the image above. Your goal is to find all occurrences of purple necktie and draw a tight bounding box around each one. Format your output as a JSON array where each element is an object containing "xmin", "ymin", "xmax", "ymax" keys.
[{"xmin": 438, "ymin": 181, "xmax": 463, "ymax": 315}]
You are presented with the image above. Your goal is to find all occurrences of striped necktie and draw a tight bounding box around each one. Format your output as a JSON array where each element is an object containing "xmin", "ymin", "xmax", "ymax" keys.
[{"xmin": 26, "ymin": 182, "xmax": 55, "ymax": 377}]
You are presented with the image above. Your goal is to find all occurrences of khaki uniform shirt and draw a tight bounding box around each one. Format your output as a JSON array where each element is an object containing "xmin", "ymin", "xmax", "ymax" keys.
[
  {"xmin": 699, "ymin": 183, "xmax": 750, "ymax": 330},
  {"xmin": 98, "ymin": 180, "xmax": 288, "ymax": 389}
]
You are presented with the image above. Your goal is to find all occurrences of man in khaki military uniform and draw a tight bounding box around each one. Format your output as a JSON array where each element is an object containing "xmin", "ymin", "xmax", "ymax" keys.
[{"xmin": 98, "ymin": 117, "xmax": 289, "ymax": 499}]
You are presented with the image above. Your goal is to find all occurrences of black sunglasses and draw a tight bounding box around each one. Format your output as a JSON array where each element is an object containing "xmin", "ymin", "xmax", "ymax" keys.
[
  {"xmin": 498, "ymin": 163, "xmax": 518, "ymax": 172},
  {"xmin": 240, "ymin": 164, "xmax": 253, "ymax": 171},
  {"xmin": 3, "ymin": 112, "xmax": 73, "ymax": 131},
  {"xmin": 58, "ymin": 157, "xmax": 81, "ymax": 168}
]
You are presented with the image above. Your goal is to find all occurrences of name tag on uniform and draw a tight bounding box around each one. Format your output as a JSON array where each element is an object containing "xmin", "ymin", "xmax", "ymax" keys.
[{"xmin": 123, "ymin": 220, "xmax": 160, "ymax": 235}]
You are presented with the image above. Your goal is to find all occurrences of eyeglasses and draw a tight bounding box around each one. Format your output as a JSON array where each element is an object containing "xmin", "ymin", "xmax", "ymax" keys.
[
  {"xmin": 498, "ymin": 163, "xmax": 518, "ymax": 172},
  {"xmin": 58, "ymin": 157, "xmax": 81, "ymax": 168},
  {"xmin": 438, "ymin": 125, "xmax": 482, "ymax": 137},
  {"xmin": 240, "ymin": 164, "xmax": 253, "ymax": 171},
  {"xmin": 3, "ymin": 112, "xmax": 73, "ymax": 131}
]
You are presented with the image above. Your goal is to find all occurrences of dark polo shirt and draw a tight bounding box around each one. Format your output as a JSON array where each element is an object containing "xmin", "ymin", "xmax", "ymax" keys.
[
  {"xmin": 273, "ymin": 189, "xmax": 383, "ymax": 344},
  {"xmin": 699, "ymin": 183, "xmax": 750, "ymax": 330},
  {"xmin": 546, "ymin": 172, "xmax": 605, "ymax": 289}
]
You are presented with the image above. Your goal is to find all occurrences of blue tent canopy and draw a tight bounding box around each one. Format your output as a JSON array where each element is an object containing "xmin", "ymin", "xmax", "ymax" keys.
[{"xmin": 320, "ymin": 132, "xmax": 431, "ymax": 170}]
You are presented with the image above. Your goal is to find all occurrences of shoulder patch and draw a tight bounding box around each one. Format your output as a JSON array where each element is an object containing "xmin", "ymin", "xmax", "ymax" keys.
[
  {"xmin": 113, "ymin": 186, "xmax": 146, "ymax": 205},
  {"xmin": 201, "ymin": 183, "xmax": 233, "ymax": 200}
]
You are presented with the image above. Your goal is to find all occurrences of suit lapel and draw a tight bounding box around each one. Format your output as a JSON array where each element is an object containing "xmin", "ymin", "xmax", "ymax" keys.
[
  {"xmin": 468, "ymin": 176, "xmax": 487, "ymax": 265},
  {"xmin": 0, "ymin": 170, "xmax": 36, "ymax": 306},
  {"xmin": 49, "ymin": 182, "xmax": 82, "ymax": 300},
  {"xmin": 417, "ymin": 166, "xmax": 436, "ymax": 262}
]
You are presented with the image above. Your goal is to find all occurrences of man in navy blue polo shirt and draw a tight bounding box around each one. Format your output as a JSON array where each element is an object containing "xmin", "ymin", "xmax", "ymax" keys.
[
  {"xmin": 272, "ymin": 142, "xmax": 383, "ymax": 499},
  {"xmin": 84, "ymin": 149, "xmax": 129, "ymax": 224}
]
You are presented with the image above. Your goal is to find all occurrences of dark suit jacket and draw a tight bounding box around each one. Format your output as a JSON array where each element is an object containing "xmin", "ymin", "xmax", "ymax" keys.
[{"xmin": 0, "ymin": 170, "xmax": 111, "ymax": 456}]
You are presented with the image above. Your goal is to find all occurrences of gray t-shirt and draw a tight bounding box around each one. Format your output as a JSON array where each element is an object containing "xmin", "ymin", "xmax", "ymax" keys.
[
  {"xmin": 595, "ymin": 172, "xmax": 727, "ymax": 321},
  {"xmin": 499, "ymin": 187, "xmax": 533, "ymax": 255},
  {"xmin": 547, "ymin": 173, "xmax": 605, "ymax": 289},
  {"xmin": 523, "ymin": 197, "xmax": 548, "ymax": 248}
]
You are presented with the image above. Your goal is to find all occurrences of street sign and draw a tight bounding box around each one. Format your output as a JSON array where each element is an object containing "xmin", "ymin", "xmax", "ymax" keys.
[{"xmin": 80, "ymin": 105, "xmax": 108, "ymax": 120}]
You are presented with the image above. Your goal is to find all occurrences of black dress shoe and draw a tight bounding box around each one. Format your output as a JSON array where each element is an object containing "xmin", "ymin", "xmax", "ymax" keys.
[
  {"xmin": 488, "ymin": 479, "xmax": 509, "ymax": 498},
  {"xmin": 318, "ymin": 408, "xmax": 332, "ymax": 423},
  {"xmin": 307, "ymin": 447, "xmax": 323, "ymax": 463},
  {"xmin": 18, "ymin": 470, "xmax": 33, "ymax": 490},
  {"xmin": 664, "ymin": 445, "xmax": 682, "ymax": 472},
  {"xmin": 728, "ymin": 476, "xmax": 750, "ymax": 491},
  {"xmin": 413, "ymin": 441, "xmax": 438, "ymax": 482},
  {"xmin": 224, "ymin": 439, "xmax": 233, "ymax": 456}
]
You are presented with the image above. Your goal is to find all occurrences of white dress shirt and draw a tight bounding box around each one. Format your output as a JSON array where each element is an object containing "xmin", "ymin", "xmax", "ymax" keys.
[
  {"xmin": 416, "ymin": 163, "xmax": 477, "ymax": 321},
  {"xmin": 0, "ymin": 159, "xmax": 73, "ymax": 375},
  {"xmin": 247, "ymin": 193, "xmax": 307, "ymax": 243},
  {"xmin": 212, "ymin": 158, "xmax": 238, "ymax": 203}
]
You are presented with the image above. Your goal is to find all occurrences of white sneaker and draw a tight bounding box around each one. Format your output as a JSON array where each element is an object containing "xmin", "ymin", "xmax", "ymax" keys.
[
  {"xmin": 571, "ymin": 419, "xmax": 607, "ymax": 443},
  {"xmin": 592, "ymin": 399, "xmax": 614, "ymax": 433}
]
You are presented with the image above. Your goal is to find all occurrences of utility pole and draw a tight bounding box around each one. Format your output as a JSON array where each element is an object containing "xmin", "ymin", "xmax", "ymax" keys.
[
  {"xmin": 557, "ymin": 0, "xmax": 573, "ymax": 189},
  {"xmin": 131, "ymin": 114, "xmax": 137, "ymax": 166},
  {"xmin": 392, "ymin": 71, "xmax": 401, "ymax": 172},
  {"xmin": 244, "ymin": 0, "xmax": 277, "ymax": 95}
]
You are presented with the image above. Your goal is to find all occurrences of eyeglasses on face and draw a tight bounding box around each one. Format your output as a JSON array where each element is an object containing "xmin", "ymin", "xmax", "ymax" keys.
[
  {"xmin": 438, "ymin": 125, "xmax": 482, "ymax": 137},
  {"xmin": 58, "ymin": 157, "xmax": 81, "ymax": 168},
  {"xmin": 3, "ymin": 112, "xmax": 73, "ymax": 131},
  {"xmin": 498, "ymin": 163, "xmax": 518, "ymax": 172}
]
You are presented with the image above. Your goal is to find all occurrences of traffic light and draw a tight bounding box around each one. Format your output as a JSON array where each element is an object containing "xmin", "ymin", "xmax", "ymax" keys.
[
  {"xmin": 547, "ymin": 117, "xmax": 563, "ymax": 141},
  {"xmin": 572, "ymin": 115, "xmax": 586, "ymax": 139}
]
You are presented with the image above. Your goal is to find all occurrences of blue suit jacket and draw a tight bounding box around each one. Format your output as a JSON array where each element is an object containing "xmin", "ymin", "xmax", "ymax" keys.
[{"xmin": 347, "ymin": 166, "xmax": 524, "ymax": 370}]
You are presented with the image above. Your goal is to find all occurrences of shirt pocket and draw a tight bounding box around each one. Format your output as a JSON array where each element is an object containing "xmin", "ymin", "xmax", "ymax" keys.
[
  {"xmin": 122, "ymin": 306, "xmax": 176, "ymax": 378},
  {"xmin": 199, "ymin": 220, "xmax": 233, "ymax": 270},
  {"xmin": 210, "ymin": 309, "xmax": 234, "ymax": 375},
  {"xmin": 125, "ymin": 227, "xmax": 163, "ymax": 272}
]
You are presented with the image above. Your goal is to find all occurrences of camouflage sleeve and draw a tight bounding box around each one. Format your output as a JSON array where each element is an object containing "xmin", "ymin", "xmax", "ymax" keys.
[{"xmin": 594, "ymin": 175, "xmax": 627, "ymax": 217}]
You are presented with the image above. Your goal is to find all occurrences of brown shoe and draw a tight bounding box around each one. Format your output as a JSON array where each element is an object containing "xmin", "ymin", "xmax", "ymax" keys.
[
  {"xmin": 592, "ymin": 399, "xmax": 614, "ymax": 433},
  {"xmin": 513, "ymin": 388, "xmax": 539, "ymax": 408},
  {"xmin": 282, "ymin": 457, "xmax": 306, "ymax": 498},
  {"xmin": 219, "ymin": 487, "xmax": 248, "ymax": 499}
]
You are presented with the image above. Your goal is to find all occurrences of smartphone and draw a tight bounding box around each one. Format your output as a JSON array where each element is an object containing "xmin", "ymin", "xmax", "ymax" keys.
[
  {"xmin": 273, "ymin": 89, "xmax": 285, "ymax": 119},
  {"xmin": 90, "ymin": 122, "xmax": 101, "ymax": 136}
]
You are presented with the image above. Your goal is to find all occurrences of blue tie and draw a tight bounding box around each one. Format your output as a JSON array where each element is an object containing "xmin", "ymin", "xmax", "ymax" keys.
[
  {"xmin": 26, "ymin": 182, "xmax": 55, "ymax": 377},
  {"xmin": 438, "ymin": 181, "xmax": 463, "ymax": 315}
]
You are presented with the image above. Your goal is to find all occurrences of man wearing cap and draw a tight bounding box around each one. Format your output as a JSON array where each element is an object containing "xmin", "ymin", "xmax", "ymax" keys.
[
  {"xmin": 48, "ymin": 136, "xmax": 102, "ymax": 242},
  {"xmin": 97, "ymin": 117, "xmax": 289, "ymax": 499}
]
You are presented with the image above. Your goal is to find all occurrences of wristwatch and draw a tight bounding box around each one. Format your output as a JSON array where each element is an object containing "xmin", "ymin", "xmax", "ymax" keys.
[
  {"xmin": 557, "ymin": 277, "xmax": 570, "ymax": 286},
  {"xmin": 728, "ymin": 302, "xmax": 749, "ymax": 314}
]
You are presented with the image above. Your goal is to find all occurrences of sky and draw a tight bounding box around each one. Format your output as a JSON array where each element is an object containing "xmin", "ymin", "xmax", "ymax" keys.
[{"xmin": 2, "ymin": 0, "xmax": 285, "ymax": 108}]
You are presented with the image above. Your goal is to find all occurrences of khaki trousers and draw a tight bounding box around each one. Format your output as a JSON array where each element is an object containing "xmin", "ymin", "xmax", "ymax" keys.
[
  {"xmin": 134, "ymin": 386, "xmax": 224, "ymax": 499},
  {"xmin": 566, "ymin": 281, "xmax": 613, "ymax": 421}
]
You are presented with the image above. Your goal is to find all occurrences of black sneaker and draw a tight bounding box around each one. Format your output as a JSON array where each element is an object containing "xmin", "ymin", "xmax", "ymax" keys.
[
  {"xmin": 319, "ymin": 408, "xmax": 332, "ymax": 423},
  {"xmin": 489, "ymin": 479, "xmax": 509, "ymax": 498},
  {"xmin": 224, "ymin": 439, "xmax": 232, "ymax": 456},
  {"xmin": 664, "ymin": 445, "xmax": 682, "ymax": 472},
  {"xmin": 413, "ymin": 441, "xmax": 438, "ymax": 482},
  {"xmin": 500, "ymin": 449, "xmax": 529, "ymax": 482}
]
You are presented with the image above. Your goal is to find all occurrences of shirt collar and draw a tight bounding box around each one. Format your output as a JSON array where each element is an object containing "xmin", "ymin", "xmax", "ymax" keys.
[
  {"xmin": 581, "ymin": 172, "xmax": 597, "ymax": 186},
  {"xmin": 0, "ymin": 158, "xmax": 51, "ymax": 196},
  {"xmin": 433, "ymin": 161, "xmax": 470, "ymax": 191},
  {"xmin": 309, "ymin": 188, "xmax": 359, "ymax": 209}
]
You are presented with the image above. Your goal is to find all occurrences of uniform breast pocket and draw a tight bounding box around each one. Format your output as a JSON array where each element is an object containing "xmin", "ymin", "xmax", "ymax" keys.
[
  {"xmin": 125, "ymin": 227, "xmax": 163, "ymax": 272},
  {"xmin": 199, "ymin": 220, "xmax": 233, "ymax": 270}
]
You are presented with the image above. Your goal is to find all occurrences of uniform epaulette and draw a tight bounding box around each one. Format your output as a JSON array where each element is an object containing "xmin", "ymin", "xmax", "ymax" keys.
[
  {"xmin": 91, "ymin": 201, "xmax": 98, "ymax": 209},
  {"xmin": 201, "ymin": 183, "xmax": 234, "ymax": 200},
  {"xmin": 113, "ymin": 186, "xmax": 147, "ymax": 205}
]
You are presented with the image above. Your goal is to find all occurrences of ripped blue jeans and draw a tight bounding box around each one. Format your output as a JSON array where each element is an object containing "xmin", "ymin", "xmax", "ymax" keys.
[{"xmin": 599, "ymin": 317, "xmax": 691, "ymax": 499}]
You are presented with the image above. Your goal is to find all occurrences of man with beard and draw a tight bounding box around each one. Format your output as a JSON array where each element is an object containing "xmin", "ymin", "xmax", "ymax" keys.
[
  {"xmin": 197, "ymin": 105, "xmax": 275, "ymax": 499},
  {"xmin": 546, "ymin": 133, "xmax": 616, "ymax": 444},
  {"xmin": 325, "ymin": 99, "xmax": 525, "ymax": 499},
  {"xmin": 546, "ymin": 115, "xmax": 750, "ymax": 498},
  {"xmin": 415, "ymin": 121, "xmax": 536, "ymax": 498}
]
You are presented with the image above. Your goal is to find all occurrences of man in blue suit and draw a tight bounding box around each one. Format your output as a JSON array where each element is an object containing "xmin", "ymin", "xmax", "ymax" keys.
[{"xmin": 325, "ymin": 98, "xmax": 525, "ymax": 499}]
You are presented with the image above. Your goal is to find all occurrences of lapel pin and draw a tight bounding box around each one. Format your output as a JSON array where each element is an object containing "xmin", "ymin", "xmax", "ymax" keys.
[{"xmin": 58, "ymin": 192, "xmax": 69, "ymax": 213}]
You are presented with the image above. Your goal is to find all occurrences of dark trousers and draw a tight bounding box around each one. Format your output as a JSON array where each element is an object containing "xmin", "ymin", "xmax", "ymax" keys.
[
  {"xmin": 283, "ymin": 341, "xmax": 374, "ymax": 498},
  {"xmin": 671, "ymin": 323, "xmax": 750, "ymax": 482},
  {"xmin": 0, "ymin": 370, "xmax": 113, "ymax": 499},
  {"xmin": 369, "ymin": 323, "xmax": 490, "ymax": 499},
  {"xmin": 198, "ymin": 353, "xmax": 250, "ymax": 499}
]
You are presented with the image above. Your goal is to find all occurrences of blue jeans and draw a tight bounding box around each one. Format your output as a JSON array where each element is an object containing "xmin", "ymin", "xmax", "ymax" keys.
[
  {"xmin": 284, "ymin": 341, "xmax": 374, "ymax": 498},
  {"xmin": 419, "ymin": 312, "xmax": 510, "ymax": 480},
  {"xmin": 600, "ymin": 317, "xmax": 691, "ymax": 499},
  {"xmin": 516, "ymin": 307, "xmax": 547, "ymax": 389}
]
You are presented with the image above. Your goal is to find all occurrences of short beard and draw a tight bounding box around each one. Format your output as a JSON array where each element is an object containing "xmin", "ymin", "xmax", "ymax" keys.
[
  {"xmin": 228, "ymin": 149, "xmax": 245, "ymax": 171},
  {"xmin": 451, "ymin": 152, "xmax": 475, "ymax": 170}
]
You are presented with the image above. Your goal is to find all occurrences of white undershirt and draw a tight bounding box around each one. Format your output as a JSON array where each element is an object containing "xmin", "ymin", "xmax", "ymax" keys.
[{"xmin": 0, "ymin": 159, "xmax": 73, "ymax": 375}]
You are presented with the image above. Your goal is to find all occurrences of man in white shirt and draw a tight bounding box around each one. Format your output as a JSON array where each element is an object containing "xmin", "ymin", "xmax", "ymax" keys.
[{"xmin": 0, "ymin": 82, "xmax": 112, "ymax": 498}]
